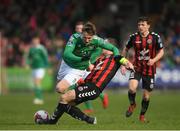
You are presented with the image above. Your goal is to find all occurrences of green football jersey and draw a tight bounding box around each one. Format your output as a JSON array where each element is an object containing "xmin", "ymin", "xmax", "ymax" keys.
[
  {"xmin": 63, "ymin": 33, "xmax": 119, "ymax": 70},
  {"xmin": 27, "ymin": 44, "xmax": 49, "ymax": 69}
]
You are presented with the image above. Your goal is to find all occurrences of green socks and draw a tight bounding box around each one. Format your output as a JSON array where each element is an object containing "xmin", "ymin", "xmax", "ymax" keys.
[
  {"xmin": 34, "ymin": 87, "xmax": 43, "ymax": 99},
  {"xmin": 84, "ymin": 101, "xmax": 93, "ymax": 110}
]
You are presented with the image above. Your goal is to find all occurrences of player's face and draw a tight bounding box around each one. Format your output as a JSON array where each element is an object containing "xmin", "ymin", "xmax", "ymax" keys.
[
  {"xmin": 138, "ymin": 21, "xmax": 150, "ymax": 34},
  {"xmin": 75, "ymin": 24, "xmax": 83, "ymax": 33},
  {"xmin": 82, "ymin": 32, "xmax": 93, "ymax": 44},
  {"xmin": 32, "ymin": 37, "xmax": 40, "ymax": 45}
]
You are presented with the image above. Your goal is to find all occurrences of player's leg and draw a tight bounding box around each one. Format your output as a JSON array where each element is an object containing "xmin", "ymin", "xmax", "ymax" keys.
[
  {"xmin": 139, "ymin": 76, "xmax": 154, "ymax": 122},
  {"xmin": 56, "ymin": 79, "xmax": 71, "ymax": 93},
  {"xmin": 64, "ymin": 83, "xmax": 100, "ymax": 124},
  {"xmin": 32, "ymin": 68, "xmax": 45, "ymax": 105},
  {"xmin": 61, "ymin": 91, "xmax": 96, "ymax": 124},
  {"xmin": 45, "ymin": 90, "xmax": 76, "ymax": 124},
  {"xmin": 99, "ymin": 92, "xmax": 109, "ymax": 109},
  {"xmin": 45, "ymin": 83, "xmax": 99, "ymax": 124},
  {"xmin": 126, "ymin": 71, "xmax": 140, "ymax": 117},
  {"xmin": 56, "ymin": 60, "xmax": 87, "ymax": 93}
]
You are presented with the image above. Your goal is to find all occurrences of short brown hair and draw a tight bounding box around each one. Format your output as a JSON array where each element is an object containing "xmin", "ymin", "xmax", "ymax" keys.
[
  {"xmin": 76, "ymin": 21, "xmax": 84, "ymax": 26},
  {"xmin": 137, "ymin": 16, "xmax": 151, "ymax": 25},
  {"xmin": 82, "ymin": 22, "xmax": 96, "ymax": 35}
]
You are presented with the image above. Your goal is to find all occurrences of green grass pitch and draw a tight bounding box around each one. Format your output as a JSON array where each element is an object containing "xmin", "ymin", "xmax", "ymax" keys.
[{"xmin": 0, "ymin": 90, "xmax": 180, "ymax": 130}]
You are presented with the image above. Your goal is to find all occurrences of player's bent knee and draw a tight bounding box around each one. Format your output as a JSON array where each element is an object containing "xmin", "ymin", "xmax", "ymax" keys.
[
  {"xmin": 143, "ymin": 93, "xmax": 150, "ymax": 100},
  {"xmin": 129, "ymin": 89, "xmax": 136, "ymax": 93},
  {"xmin": 56, "ymin": 86, "xmax": 65, "ymax": 93}
]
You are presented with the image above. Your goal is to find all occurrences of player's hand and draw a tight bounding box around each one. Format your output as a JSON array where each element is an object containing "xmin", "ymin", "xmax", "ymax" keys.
[
  {"xmin": 147, "ymin": 59, "xmax": 155, "ymax": 66},
  {"xmin": 120, "ymin": 66, "xmax": 127, "ymax": 75},
  {"xmin": 125, "ymin": 61, "xmax": 135, "ymax": 72}
]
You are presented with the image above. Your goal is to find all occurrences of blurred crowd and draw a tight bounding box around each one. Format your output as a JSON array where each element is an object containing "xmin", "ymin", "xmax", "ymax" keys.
[
  {"xmin": 0, "ymin": 0, "xmax": 180, "ymax": 68},
  {"xmin": 153, "ymin": 0, "xmax": 180, "ymax": 68}
]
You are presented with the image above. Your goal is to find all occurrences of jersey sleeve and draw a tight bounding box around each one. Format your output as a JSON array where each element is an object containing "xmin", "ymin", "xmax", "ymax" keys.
[
  {"xmin": 89, "ymin": 47, "xmax": 102, "ymax": 64},
  {"xmin": 156, "ymin": 35, "xmax": 164, "ymax": 50},
  {"xmin": 63, "ymin": 35, "xmax": 82, "ymax": 62},
  {"xmin": 95, "ymin": 37, "xmax": 119, "ymax": 56},
  {"xmin": 125, "ymin": 35, "xmax": 133, "ymax": 49}
]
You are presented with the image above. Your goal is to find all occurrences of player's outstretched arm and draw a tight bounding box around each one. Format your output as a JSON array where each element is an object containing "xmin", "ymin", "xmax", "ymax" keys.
[{"xmin": 114, "ymin": 55, "xmax": 135, "ymax": 72}]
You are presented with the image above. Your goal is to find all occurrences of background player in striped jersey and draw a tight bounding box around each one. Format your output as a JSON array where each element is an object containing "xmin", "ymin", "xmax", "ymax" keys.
[
  {"xmin": 38, "ymin": 44, "xmax": 134, "ymax": 125},
  {"xmin": 121, "ymin": 16, "xmax": 164, "ymax": 122},
  {"xmin": 26, "ymin": 34, "xmax": 49, "ymax": 105}
]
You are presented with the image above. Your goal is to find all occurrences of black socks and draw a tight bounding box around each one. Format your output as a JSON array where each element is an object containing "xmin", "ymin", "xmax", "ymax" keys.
[
  {"xmin": 49, "ymin": 103, "xmax": 95, "ymax": 124},
  {"xmin": 128, "ymin": 91, "xmax": 136, "ymax": 105},
  {"xmin": 65, "ymin": 105, "xmax": 95, "ymax": 124},
  {"xmin": 48, "ymin": 103, "xmax": 67, "ymax": 124},
  {"xmin": 140, "ymin": 98, "xmax": 150, "ymax": 115}
]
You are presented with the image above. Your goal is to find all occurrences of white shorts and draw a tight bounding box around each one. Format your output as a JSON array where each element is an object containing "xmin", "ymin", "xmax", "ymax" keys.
[
  {"xmin": 32, "ymin": 68, "xmax": 45, "ymax": 79},
  {"xmin": 57, "ymin": 60, "xmax": 88, "ymax": 85}
]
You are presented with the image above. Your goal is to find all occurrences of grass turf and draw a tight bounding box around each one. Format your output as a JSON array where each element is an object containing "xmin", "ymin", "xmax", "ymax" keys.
[{"xmin": 0, "ymin": 90, "xmax": 180, "ymax": 130}]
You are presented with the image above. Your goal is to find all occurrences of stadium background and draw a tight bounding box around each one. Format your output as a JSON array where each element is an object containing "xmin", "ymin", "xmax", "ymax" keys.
[{"xmin": 0, "ymin": 0, "xmax": 180, "ymax": 130}]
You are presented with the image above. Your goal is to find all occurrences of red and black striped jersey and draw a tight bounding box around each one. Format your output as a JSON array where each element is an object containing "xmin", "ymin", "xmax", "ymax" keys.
[
  {"xmin": 85, "ymin": 55, "xmax": 120, "ymax": 91},
  {"xmin": 126, "ymin": 32, "xmax": 163, "ymax": 76}
]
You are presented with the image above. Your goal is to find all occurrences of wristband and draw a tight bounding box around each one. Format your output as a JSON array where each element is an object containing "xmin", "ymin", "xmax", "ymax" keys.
[{"xmin": 119, "ymin": 57, "xmax": 128, "ymax": 65}]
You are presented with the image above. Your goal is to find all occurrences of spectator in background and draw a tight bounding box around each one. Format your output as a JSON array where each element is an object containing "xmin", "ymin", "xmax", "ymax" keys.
[
  {"xmin": 174, "ymin": 39, "xmax": 180, "ymax": 65},
  {"xmin": 26, "ymin": 34, "xmax": 49, "ymax": 105}
]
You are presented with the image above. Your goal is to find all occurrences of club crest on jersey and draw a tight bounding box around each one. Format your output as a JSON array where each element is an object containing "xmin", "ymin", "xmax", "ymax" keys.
[
  {"xmin": 78, "ymin": 86, "xmax": 83, "ymax": 91},
  {"xmin": 147, "ymin": 39, "xmax": 152, "ymax": 44}
]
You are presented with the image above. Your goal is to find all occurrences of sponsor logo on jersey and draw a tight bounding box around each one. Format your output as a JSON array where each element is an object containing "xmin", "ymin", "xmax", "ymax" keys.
[
  {"xmin": 135, "ymin": 41, "xmax": 141, "ymax": 44},
  {"xmin": 94, "ymin": 60, "xmax": 104, "ymax": 70},
  {"xmin": 147, "ymin": 39, "xmax": 152, "ymax": 44},
  {"xmin": 138, "ymin": 48, "xmax": 150, "ymax": 60}
]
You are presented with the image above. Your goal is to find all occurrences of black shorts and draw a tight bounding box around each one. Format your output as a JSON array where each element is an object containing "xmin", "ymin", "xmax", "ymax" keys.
[
  {"xmin": 74, "ymin": 82, "xmax": 101, "ymax": 105},
  {"xmin": 129, "ymin": 71, "xmax": 155, "ymax": 92}
]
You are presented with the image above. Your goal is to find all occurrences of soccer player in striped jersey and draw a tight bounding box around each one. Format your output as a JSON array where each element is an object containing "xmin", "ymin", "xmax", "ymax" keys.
[
  {"xmin": 27, "ymin": 34, "xmax": 49, "ymax": 105},
  {"xmin": 121, "ymin": 16, "xmax": 164, "ymax": 122},
  {"xmin": 39, "ymin": 46, "xmax": 134, "ymax": 125}
]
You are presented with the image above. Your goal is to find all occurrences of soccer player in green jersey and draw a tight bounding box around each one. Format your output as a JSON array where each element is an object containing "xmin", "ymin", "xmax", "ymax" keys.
[
  {"xmin": 27, "ymin": 34, "xmax": 49, "ymax": 105},
  {"xmin": 74, "ymin": 21, "xmax": 109, "ymax": 114},
  {"xmin": 55, "ymin": 22, "xmax": 119, "ymax": 109}
]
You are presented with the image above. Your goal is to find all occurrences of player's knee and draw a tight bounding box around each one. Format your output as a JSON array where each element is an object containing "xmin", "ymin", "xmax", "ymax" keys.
[
  {"xmin": 143, "ymin": 93, "xmax": 150, "ymax": 100},
  {"xmin": 129, "ymin": 88, "xmax": 136, "ymax": 93},
  {"xmin": 56, "ymin": 86, "xmax": 65, "ymax": 94}
]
